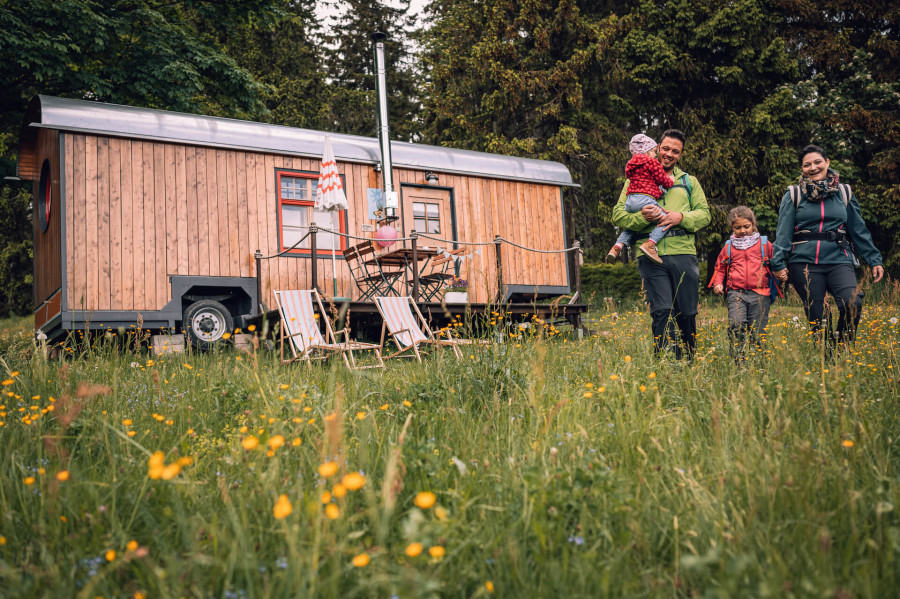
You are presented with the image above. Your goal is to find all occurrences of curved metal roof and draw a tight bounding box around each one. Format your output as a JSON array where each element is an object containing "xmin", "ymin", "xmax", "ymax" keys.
[{"xmin": 26, "ymin": 95, "xmax": 575, "ymax": 187}]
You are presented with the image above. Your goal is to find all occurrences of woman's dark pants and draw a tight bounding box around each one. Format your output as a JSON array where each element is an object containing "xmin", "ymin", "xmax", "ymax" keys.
[{"xmin": 788, "ymin": 263, "xmax": 863, "ymax": 346}]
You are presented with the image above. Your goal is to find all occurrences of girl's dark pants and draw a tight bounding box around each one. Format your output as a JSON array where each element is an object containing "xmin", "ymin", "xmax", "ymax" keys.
[
  {"xmin": 788, "ymin": 263, "xmax": 863, "ymax": 345},
  {"xmin": 726, "ymin": 290, "xmax": 771, "ymax": 361},
  {"xmin": 638, "ymin": 255, "xmax": 699, "ymax": 359}
]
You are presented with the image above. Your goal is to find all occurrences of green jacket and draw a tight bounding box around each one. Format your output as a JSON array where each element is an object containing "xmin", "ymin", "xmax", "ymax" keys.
[
  {"xmin": 771, "ymin": 187, "xmax": 882, "ymax": 271},
  {"xmin": 611, "ymin": 167, "xmax": 711, "ymax": 256}
]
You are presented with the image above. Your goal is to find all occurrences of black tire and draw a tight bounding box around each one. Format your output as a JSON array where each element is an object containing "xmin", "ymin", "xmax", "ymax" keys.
[{"xmin": 184, "ymin": 300, "xmax": 233, "ymax": 349}]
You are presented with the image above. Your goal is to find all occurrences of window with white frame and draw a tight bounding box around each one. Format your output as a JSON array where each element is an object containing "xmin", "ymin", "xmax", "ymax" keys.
[{"xmin": 278, "ymin": 171, "xmax": 346, "ymax": 254}]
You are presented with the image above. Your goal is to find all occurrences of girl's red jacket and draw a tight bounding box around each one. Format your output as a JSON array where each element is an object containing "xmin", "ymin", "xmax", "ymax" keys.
[
  {"xmin": 624, "ymin": 154, "xmax": 675, "ymax": 199},
  {"xmin": 709, "ymin": 238, "xmax": 773, "ymax": 295}
]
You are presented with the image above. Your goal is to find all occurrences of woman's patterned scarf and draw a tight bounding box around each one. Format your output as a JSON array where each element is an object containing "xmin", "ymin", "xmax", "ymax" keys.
[
  {"xmin": 798, "ymin": 168, "xmax": 840, "ymax": 202},
  {"xmin": 730, "ymin": 232, "xmax": 759, "ymax": 251}
]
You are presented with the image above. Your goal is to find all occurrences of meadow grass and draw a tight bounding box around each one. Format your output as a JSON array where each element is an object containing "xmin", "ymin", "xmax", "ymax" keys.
[{"xmin": 0, "ymin": 300, "xmax": 899, "ymax": 598}]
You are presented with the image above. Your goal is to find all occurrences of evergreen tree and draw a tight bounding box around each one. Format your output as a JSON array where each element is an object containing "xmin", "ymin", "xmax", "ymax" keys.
[
  {"xmin": 221, "ymin": 1, "xmax": 329, "ymax": 130},
  {"xmin": 420, "ymin": 0, "xmax": 627, "ymax": 252},
  {"xmin": 320, "ymin": 0, "xmax": 420, "ymax": 140}
]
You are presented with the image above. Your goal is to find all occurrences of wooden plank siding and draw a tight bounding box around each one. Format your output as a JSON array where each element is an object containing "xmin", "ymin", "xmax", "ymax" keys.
[
  {"xmin": 32, "ymin": 128, "xmax": 63, "ymax": 309},
  {"xmin": 60, "ymin": 135, "xmax": 568, "ymax": 313}
]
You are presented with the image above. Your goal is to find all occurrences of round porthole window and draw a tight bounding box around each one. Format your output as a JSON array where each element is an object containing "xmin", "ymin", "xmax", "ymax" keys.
[{"xmin": 38, "ymin": 159, "xmax": 52, "ymax": 233}]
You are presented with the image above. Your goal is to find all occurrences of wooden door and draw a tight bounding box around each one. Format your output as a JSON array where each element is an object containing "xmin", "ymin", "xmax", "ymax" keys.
[{"xmin": 399, "ymin": 186, "xmax": 454, "ymax": 248}]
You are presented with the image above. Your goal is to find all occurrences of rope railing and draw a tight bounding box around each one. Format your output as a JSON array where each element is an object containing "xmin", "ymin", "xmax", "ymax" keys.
[{"xmin": 253, "ymin": 223, "xmax": 583, "ymax": 311}]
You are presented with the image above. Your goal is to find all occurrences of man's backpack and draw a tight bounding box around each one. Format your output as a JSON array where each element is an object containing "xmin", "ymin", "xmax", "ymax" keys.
[
  {"xmin": 668, "ymin": 173, "xmax": 694, "ymax": 209},
  {"xmin": 723, "ymin": 236, "xmax": 783, "ymax": 303}
]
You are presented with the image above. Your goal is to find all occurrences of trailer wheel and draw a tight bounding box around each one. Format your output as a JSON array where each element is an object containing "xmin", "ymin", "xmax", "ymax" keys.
[{"xmin": 184, "ymin": 300, "xmax": 233, "ymax": 349}]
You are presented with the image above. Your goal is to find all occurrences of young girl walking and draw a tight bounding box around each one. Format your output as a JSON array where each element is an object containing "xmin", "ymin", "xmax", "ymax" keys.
[{"xmin": 709, "ymin": 206, "xmax": 776, "ymax": 362}]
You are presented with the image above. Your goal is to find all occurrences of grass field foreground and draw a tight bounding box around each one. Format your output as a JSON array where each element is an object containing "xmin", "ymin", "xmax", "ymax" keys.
[{"xmin": 0, "ymin": 303, "xmax": 899, "ymax": 598}]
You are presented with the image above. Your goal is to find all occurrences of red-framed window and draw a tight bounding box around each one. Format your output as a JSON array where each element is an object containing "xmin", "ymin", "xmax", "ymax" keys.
[{"xmin": 277, "ymin": 170, "xmax": 347, "ymax": 256}]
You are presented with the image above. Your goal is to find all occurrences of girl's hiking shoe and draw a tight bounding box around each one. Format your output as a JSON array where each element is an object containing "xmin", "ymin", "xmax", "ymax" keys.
[{"xmin": 639, "ymin": 240, "xmax": 663, "ymax": 264}]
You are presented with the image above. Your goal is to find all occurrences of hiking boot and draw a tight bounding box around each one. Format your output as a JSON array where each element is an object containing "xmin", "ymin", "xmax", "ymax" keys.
[
  {"xmin": 639, "ymin": 240, "xmax": 663, "ymax": 264},
  {"xmin": 605, "ymin": 245, "xmax": 622, "ymax": 263}
]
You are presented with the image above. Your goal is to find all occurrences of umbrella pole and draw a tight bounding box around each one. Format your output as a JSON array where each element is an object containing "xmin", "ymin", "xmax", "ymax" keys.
[{"xmin": 332, "ymin": 247, "xmax": 337, "ymax": 298}]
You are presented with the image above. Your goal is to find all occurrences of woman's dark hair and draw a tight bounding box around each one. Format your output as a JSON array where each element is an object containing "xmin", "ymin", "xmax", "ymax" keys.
[
  {"xmin": 661, "ymin": 129, "xmax": 686, "ymax": 147},
  {"xmin": 799, "ymin": 144, "xmax": 828, "ymax": 165}
]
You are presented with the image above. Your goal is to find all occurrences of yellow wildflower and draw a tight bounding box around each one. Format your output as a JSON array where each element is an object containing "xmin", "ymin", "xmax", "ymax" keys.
[
  {"xmin": 318, "ymin": 461, "xmax": 339, "ymax": 478},
  {"xmin": 273, "ymin": 494, "xmax": 292, "ymax": 519},
  {"xmin": 351, "ymin": 552, "xmax": 369, "ymax": 567},
  {"xmin": 414, "ymin": 491, "xmax": 436, "ymax": 509},
  {"xmin": 405, "ymin": 542, "xmax": 423, "ymax": 557},
  {"xmin": 341, "ymin": 472, "xmax": 366, "ymax": 491}
]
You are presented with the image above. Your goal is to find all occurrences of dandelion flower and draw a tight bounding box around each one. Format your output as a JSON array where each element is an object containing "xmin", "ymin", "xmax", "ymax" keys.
[
  {"xmin": 318, "ymin": 461, "xmax": 339, "ymax": 478},
  {"xmin": 56, "ymin": 470, "xmax": 70, "ymax": 482},
  {"xmin": 273, "ymin": 494, "xmax": 292, "ymax": 519},
  {"xmin": 414, "ymin": 491, "xmax": 437, "ymax": 509},
  {"xmin": 161, "ymin": 464, "xmax": 181, "ymax": 480},
  {"xmin": 242, "ymin": 436, "xmax": 259, "ymax": 450},
  {"xmin": 325, "ymin": 504, "xmax": 340, "ymax": 519},
  {"xmin": 127, "ymin": 540, "xmax": 139, "ymax": 552},
  {"xmin": 434, "ymin": 506, "xmax": 449, "ymax": 521},
  {"xmin": 583, "ymin": 392, "xmax": 593, "ymax": 398},
  {"xmin": 291, "ymin": 437, "xmax": 302, "ymax": 447},
  {"xmin": 428, "ymin": 545, "xmax": 445, "ymax": 558},
  {"xmin": 1, "ymin": 380, "xmax": 13, "ymax": 386},
  {"xmin": 122, "ymin": 419, "xmax": 133, "ymax": 426},
  {"xmin": 624, "ymin": 355, "xmax": 631, "ymax": 362},
  {"xmin": 23, "ymin": 476, "xmax": 35, "ymax": 485},
  {"xmin": 351, "ymin": 552, "xmax": 369, "ymax": 567},
  {"xmin": 378, "ymin": 404, "xmax": 389, "ymax": 411},
  {"xmin": 405, "ymin": 542, "xmax": 423, "ymax": 557},
  {"xmin": 332, "ymin": 483, "xmax": 347, "ymax": 498},
  {"xmin": 105, "ymin": 550, "xmax": 116, "ymax": 562},
  {"xmin": 356, "ymin": 412, "xmax": 366, "ymax": 420},
  {"xmin": 320, "ymin": 491, "xmax": 332, "ymax": 504},
  {"xmin": 842, "ymin": 440, "xmax": 855, "ymax": 448},
  {"xmin": 486, "ymin": 581, "xmax": 495, "ymax": 593},
  {"xmin": 268, "ymin": 435, "xmax": 285, "ymax": 450},
  {"xmin": 341, "ymin": 472, "xmax": 366, "ymax": 491}
]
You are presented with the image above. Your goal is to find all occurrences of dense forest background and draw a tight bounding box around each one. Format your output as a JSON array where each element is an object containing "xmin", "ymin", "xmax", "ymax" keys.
[{"xmin": 1, "ymin": 0, "xmax": 897, "ymax": 317}]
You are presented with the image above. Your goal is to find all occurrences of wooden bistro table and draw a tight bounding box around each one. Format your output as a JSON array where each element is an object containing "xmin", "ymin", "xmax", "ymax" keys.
[{"xmin": 365, "ymin": 246, "xmax": 443, "ymax": 299}]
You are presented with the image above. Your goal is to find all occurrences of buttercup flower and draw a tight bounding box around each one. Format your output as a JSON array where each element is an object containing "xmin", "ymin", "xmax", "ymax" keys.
[
  {"xmin": 341, "ymin": 472, "xmax": 366, "ymax": 491},
  {"xmin": 414, "ymin": 491, "xmax": 436, "ymax": 509},
  {"xmin": 351, "ymin": 552, "xmax": 369, "ymax": 567},
  {"xmin": 273, "ymin": 494, "xmax": 292, "ymax": 519},
  {"xmin": 318, "ymin": 462, "xmax": 339, "ymax": 478}
]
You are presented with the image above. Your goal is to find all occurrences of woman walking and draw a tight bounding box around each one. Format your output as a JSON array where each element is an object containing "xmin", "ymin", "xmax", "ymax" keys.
[{"xmin": 771, "ymin": 145, "xmax": 884, "ymax": 348}]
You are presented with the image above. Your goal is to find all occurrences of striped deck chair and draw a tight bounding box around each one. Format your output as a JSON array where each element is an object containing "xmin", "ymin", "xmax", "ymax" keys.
[
  {"xmin": 375, "ymin": 296, "xmax": 485, "ymax": 361},
  {"xmin": 274, "ymin": 290, "xmax": 384, "ymax": 369}
]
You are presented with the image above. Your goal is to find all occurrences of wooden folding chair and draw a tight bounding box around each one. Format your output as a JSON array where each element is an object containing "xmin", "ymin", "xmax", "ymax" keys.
[
  {"xmin": 375, "ymin": 296, "xmax": 488, "ymax": 361},
  {"xmin": 417, "ymin": 248, "xmax": 466, "ymax": 301},
  {"xmin": 274, "ymin": 290, "xmax": 384, "ymax": 369},
  {"xmin": 343, "ymin": 240, "xmax": 403, "ymax": 300}
]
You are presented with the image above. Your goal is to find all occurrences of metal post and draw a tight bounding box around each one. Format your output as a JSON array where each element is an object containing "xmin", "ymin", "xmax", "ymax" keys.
[
  {"xmin": 569, "ymin": 241, "xmax": 582, "ymax": 305},
  {"xmin": 410, "ymin": 231, "xmax": 419, "ymax": 302},
  {"xmin": 309, "ymin": 223, "xmax": 321, "ymax": 294},
  {"xmin": 371, "ymin": 32, "xmax": 398, "ymax": 221},
  {"xmin": 254, "ymin": 250, "xmax": 263, "ymax": 315},
  {"xmin": 494, "ymin": 235, "xmax": 504, "ymax": 303}
]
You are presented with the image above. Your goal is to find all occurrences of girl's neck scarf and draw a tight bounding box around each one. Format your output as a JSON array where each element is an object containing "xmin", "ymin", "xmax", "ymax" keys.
[
  {"xmin": 730, "ymin": 232, "xmax": 759, "ymax": 251},
  {"xmin": 799, "ymin": 168, "xmax": 840, "ymax": 202}
]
